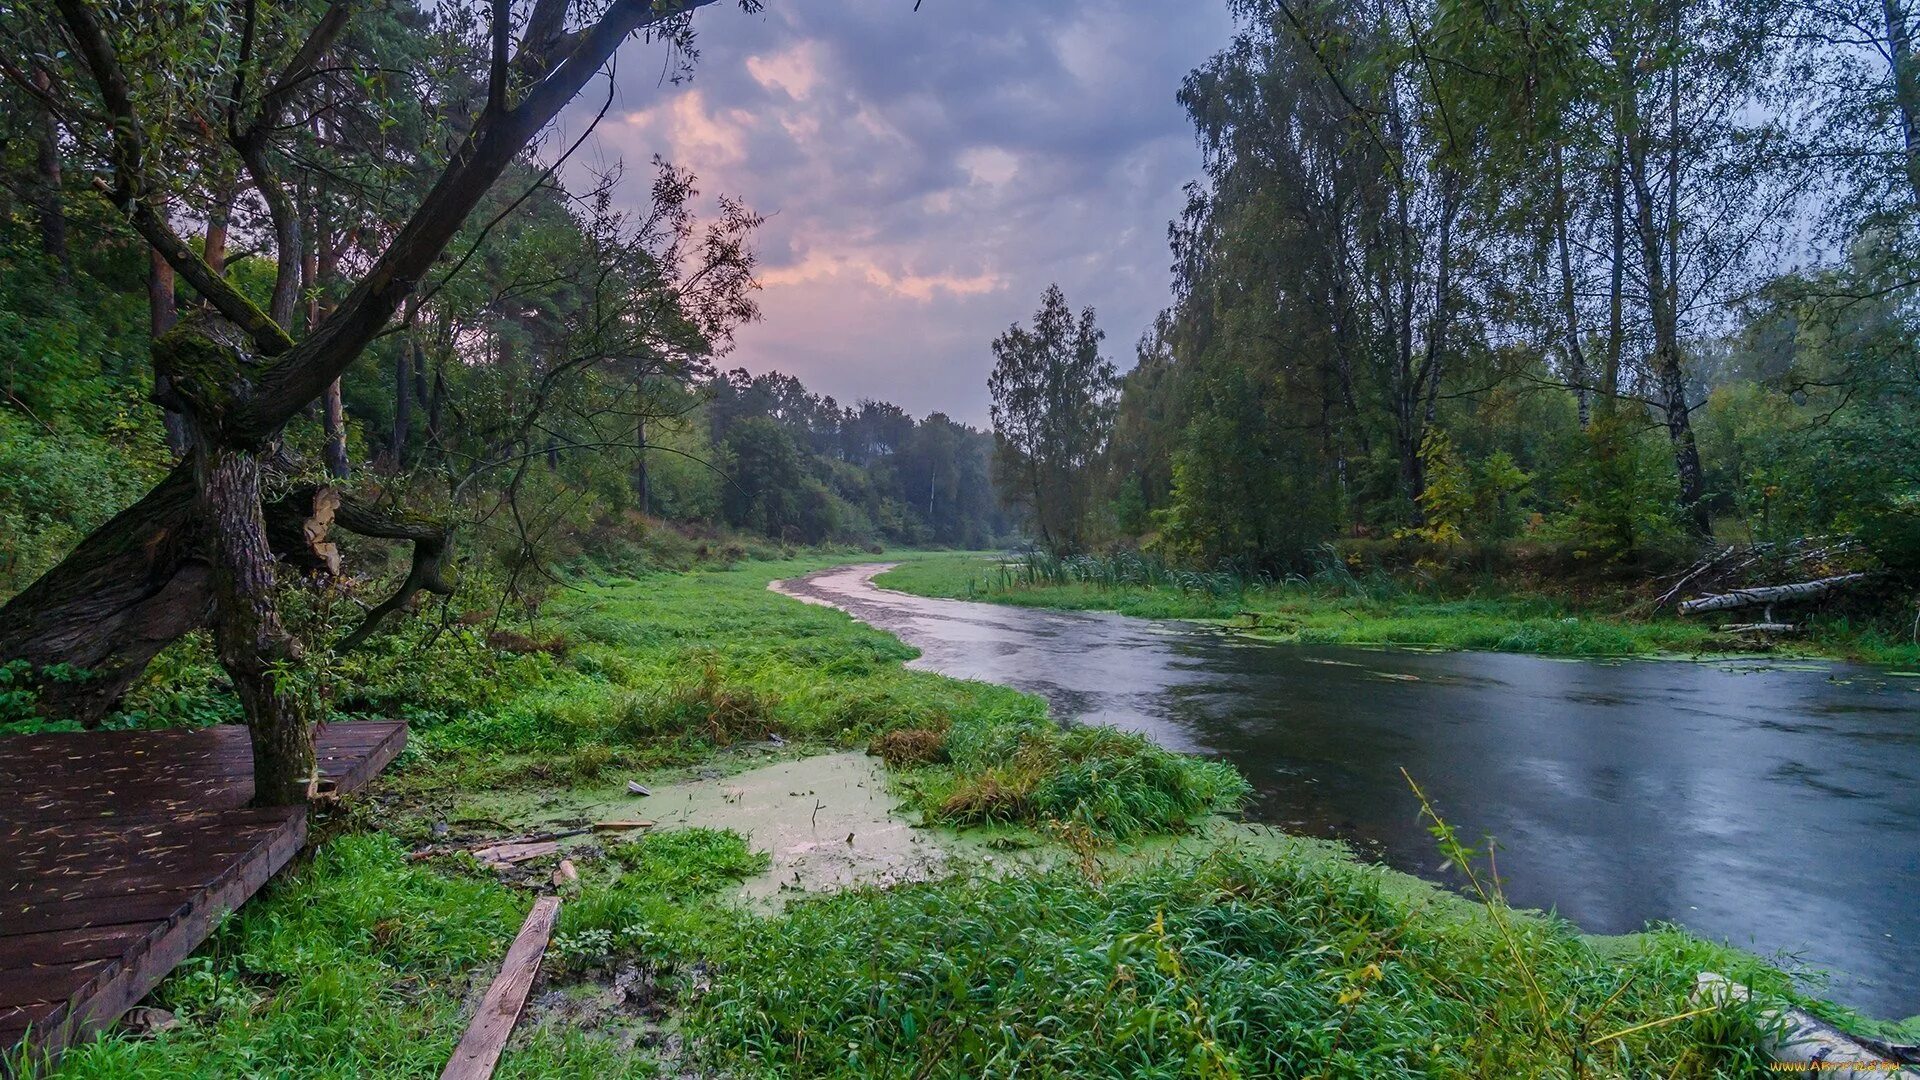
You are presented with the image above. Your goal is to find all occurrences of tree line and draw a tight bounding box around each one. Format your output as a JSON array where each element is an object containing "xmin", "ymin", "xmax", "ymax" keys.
[{"xmin": 989, "ymin": 0, "xmax": 1920, "ymax": 577}]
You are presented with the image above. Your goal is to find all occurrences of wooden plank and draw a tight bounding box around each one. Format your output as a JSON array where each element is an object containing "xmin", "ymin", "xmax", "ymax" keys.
[
  {"xmin": 0, "ymin": 926, "xmax": 147, "ymax": 970},
  {"xmin": 0, "ymin": 960, "xmax": 111, "ymax": 1008},
  {"xmin": 439, "ymin": 897, "xmax": 561, "ymax": 1080},
  {"xmin": 323, "ymin": 722, "xmax": 407, "ymax": 797},
  {"xmin": 471, "ymin": 841, "xmax": 559, "ymax": 867},
  {"xmin": 0, "ymin": 721, "xmax": 406, "ymax": 1072},
  {"xmin": 4, "ymin": 823, "xmax": 290, "ymax": 891},
  {"xmin": 16, "ymin": 811, "xmax": 308, "ymax": 1069}
]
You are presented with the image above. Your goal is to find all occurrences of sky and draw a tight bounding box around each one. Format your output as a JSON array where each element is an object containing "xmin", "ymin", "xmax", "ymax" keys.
[{"xmin": 561, "ymin": 0, "xmax": 1238, "ymax": 427}]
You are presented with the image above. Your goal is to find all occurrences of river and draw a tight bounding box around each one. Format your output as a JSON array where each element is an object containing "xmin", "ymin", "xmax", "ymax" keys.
[{"xmin": 776, "ymin": 563, "xmax": 1920, "ymax": 1018}]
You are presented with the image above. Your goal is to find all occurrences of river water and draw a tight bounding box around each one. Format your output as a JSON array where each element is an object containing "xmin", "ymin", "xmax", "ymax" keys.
[{"xmin": 776, "ymin": 563, "xmax": 1920, "ymax": 1018}]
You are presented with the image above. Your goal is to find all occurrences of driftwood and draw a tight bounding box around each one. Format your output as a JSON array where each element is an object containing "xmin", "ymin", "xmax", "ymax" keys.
[
  {"xmin": 407, "ymin": 821, "xmax": 651, "ymax": 863},
  {"xmin": 472, "ymin": 840, "xmax": 560, "ymax": 868},
  {"xmin": 1677, "ymin": 573, "xmax": 1871, "ymax": 615},
  {"xmin": 408, "ymin": 827, "xmax": 587, "ymax": 863},
  {"xmin": 1694, "ymin": 973, "xmax": 1920, "ymax": 1076}
]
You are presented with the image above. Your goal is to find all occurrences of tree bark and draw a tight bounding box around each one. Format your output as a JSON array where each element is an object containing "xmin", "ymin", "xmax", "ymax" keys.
[
  {"xmin": 1883, "ymin": 0, "xmax": 1920, "ymax": 204},
  {"xmin": 315, "ymin": 186, "xmax": 349, "ymax": 479},
  {"xmin": 150, "ymin": 248, "xmax": 192, "ymax": 456},
  {"xmin": 1551, "ymin": 141, "xmax": 1590, "ymax": 428},
  {"xmin": 1677, "ymin": 574, "xmax": 1871, "ymax": 614},
  {"xmin": 1626, "ymin": 34, "xmax": 1712, "ymax": 538},
  {"xmin": 204, "ymin": 175, "xmax": 236, "ymax": 274},
  {"xmin": 31, "ymin": 69, "xmax": 70, "ymax": 281},
  {"xmin": 0, "ymin": 464, "xmax": 206, "ymax": 721},
  {"xmin": 1603, "ymin": 33, "xmax": 1630, "ymax": 412},
  {"xmin": 196, "ymin": 441, "xmax": 314, "ymax": 806}
]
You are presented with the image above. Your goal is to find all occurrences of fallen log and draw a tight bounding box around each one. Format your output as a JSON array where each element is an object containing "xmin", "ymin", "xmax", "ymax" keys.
[
  {"xmin": 1654, "ymin": 545, "xmax": 1736, "ymax": 610},
  {"xmin": 1693, "ymin": 973, "xmax": 1919, "ymax": 1077},
  {"xmin": 1678, "ymin": 573, "xmax": 1871, "ymax": 615}
]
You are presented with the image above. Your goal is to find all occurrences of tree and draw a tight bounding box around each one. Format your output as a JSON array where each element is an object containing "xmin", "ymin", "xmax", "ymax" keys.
[
  {"xmin": 0, "ymin": 0, "xmax": 749, "ymax": 803},
  {"xmin": 987, "ymin": 284, "xmax": 1115, "ymax": 552}
]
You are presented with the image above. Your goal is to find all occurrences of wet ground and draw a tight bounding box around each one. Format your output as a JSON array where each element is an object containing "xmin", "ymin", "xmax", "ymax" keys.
[
  {"xmin": 456, "ymin": 752, "xmax": 968, "ymax": 903},
  {"xmin": 776, "ymin": 563, "xmax": 1920, "ymax": 1018}
]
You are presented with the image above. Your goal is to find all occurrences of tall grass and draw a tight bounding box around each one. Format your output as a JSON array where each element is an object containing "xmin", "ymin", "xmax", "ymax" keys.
[
  {"xmin": 881, "ymin": 553, "xmax": 1758, "ymax": 658},
  {"xmin": 690, "ymin": 842, "xmax": 1789, "ymax": 1078},
  {"xmin": 985, "ymin": 549, "xmax": 1271, "ymax": 599},
  {"xmin": 42, "ymin": 835, "xmax": 639, "ymax": 1079}
]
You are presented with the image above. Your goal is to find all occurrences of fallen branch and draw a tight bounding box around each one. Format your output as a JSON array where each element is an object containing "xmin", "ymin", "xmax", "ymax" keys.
[
  {"xmin": 1653, "ymin": 545, "xmax": 1735, "ymax": 609},
  {"xmin": 1678, "ymin": 573, "xmax": 1872, "ymax": 615},
  {"xmin": 407, "ymin": 827, "xmax": 589, "ymax": 862},
  {"xmin": 441, "ymin": 896, "xmax": 561, "ymax": 1080}
]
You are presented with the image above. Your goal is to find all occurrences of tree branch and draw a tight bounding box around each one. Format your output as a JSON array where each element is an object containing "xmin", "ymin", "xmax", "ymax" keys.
[{"xmin": 235, "ymin": 0, "xmax": 725, "ymax": 445}]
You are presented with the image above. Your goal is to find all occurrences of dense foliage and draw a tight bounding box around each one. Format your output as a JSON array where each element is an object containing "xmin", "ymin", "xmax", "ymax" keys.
[{"xmin": 988, "ymin": 0, "xmax": 1920, "ymax": 594}]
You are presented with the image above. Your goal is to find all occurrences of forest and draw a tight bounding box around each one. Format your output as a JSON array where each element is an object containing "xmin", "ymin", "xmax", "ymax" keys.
[
  {"xmin": 2, "ymin": 0, "xmax": 1918, "ymax": 1075},
  {"xmin": 986, "ymin": 0, "xmax": 1920, "ymax": 607}
]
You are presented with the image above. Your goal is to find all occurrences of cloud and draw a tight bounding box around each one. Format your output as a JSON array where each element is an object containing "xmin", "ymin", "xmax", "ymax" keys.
[{"xmin": 567, "ymin": 0, "xmax": 1236, "ymax": 425}]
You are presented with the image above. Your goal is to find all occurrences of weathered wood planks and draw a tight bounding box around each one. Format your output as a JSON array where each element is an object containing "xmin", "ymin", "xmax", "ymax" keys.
[
  {"xmin": 0, "ymin": 721, "xmax": 406, "ymax": 1072},
  {"xmin": 439, "ymin": 896, "xmax": 561, "ymax": 1080}
]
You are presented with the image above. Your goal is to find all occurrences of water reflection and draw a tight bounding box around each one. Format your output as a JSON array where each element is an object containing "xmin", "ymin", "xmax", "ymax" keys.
[{"xmin": 776, "ymin": 564, "xmax": 1920, "ymax": 1018}]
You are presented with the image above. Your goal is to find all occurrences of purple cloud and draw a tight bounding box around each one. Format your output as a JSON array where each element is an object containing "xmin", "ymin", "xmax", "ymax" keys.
[{"xmin": 565, "ymin": 1, "xmax": 1234, "ymax": 424}]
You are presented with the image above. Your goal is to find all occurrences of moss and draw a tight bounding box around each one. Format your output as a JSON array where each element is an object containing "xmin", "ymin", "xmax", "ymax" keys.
[{"xmin": 152, "ymin": 313, "xmax": 257, "ymax": 423}]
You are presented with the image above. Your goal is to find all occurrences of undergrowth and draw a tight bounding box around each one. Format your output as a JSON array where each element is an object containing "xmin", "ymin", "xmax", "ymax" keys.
[
  {"xmin": 42, "ymin": 834, "xmax": 638, "ymax": 1079},
  {"xmin": 355, "ymin": 557, "xmax": 1246, "ymax": 837}
]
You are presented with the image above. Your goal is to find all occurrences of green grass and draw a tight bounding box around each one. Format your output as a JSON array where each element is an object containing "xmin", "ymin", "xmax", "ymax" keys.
[
  {"xmin": 692, "ymin": 840, "xmax": 1791, "ymax": 1078},
  {"xmin": 27, "ymin": 550, "xmax": 1842, "ymax": 1076},
  {"xmin": 372, "ymin": 555, "xmax": 1245, "ymax": 838},
  {"xmin": 879, "ymin": 552, "xmax": 1920, "ymax": 663},
  {"xmin": 44, "ymin": 833, "xmax": 645, "ymax": 1079}
]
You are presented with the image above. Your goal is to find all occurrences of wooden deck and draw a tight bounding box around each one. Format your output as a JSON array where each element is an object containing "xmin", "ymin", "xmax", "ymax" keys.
[{"xmin": 0, "ymin": 721, "xmax": 406, "ymax": 1069}]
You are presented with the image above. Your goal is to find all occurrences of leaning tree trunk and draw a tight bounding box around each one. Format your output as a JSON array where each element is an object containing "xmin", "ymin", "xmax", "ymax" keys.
[
  {"xmin": 196, "ymin": 441, "xmax": 315, "ymax": 805},
  {"xmin": 158, "ymin": 312, "xmax": 314, "ymax": 805},
  {"xmin": 11, "ymin": 0, "xmax": 727, "ymax": 800},
  {"xmin": 0, "ymin": 464, "xmax": 207, "ymax": 721}
]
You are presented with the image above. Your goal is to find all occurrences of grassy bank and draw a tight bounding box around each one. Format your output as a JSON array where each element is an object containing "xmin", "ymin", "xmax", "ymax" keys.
[
  {"xmin": 878, "ymin": 551, "xmax": 1920, "ymax": 663},
  {"xmin": 28, "ymin": 551, "xmax": 1848, "ymax": 1077}
]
